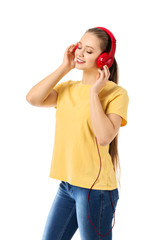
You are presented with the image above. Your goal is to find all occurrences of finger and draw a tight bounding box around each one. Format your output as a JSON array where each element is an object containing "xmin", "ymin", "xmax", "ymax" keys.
[
  {"xmin": 69, "ymin": 45, "xmax": 75, "ymax": 52},
  {"xmin": 102, "ymin": 66, "xmax": 107, "ymax": 77},
  {"xmin": 98, "ymin": 68, "xmax": 105, "ymax": 79},
  {"xmin": 67, "ymin": 44, "xmax": 76, "ymax": 53},
  {"xmin": 105, "ymin": 66, "xmax": 110, "ymax": 78},
  {"xmin": 98, "ymin": 68, "xmax": 104, "ymax": 75},
  {"xmin": 104, "ymin": 65, "xmax": 110, "ymax": 78},
  {"xmin": 68, "ymin": 44, "xmax": 76, "ymax": 49}
]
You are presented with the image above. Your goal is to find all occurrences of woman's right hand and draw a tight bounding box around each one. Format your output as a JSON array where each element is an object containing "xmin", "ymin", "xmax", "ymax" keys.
[{"xmin": 62, "ymin": 43, "xmax": 77, "ymax": 71}]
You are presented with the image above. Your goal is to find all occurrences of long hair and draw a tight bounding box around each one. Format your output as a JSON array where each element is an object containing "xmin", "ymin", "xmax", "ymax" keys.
[{"xmin": 85, "ymin": 27, "xmax": 121, "ymax": 189}]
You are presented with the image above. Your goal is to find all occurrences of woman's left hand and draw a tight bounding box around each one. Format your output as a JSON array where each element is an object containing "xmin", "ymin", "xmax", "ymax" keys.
[{"xmin": 91, "ymin": 65, "xmax": 110, "ymax": 94}]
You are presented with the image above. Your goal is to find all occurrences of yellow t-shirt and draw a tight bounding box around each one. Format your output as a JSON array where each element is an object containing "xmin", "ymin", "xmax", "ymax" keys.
[{"xmin": 49, "ymin": 80, "xmax": 129, "ymax": 190}]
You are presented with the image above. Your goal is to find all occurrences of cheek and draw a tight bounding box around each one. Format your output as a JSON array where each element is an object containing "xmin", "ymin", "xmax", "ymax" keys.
[{"xmin": 87, "ymin": 55, "xmax": 98, "ymax": 65}]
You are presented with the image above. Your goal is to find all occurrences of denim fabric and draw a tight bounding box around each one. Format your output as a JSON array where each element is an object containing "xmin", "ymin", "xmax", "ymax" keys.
[{"xmin": 42, "ymin": 181, "xmax": 119, "ymax": 240}]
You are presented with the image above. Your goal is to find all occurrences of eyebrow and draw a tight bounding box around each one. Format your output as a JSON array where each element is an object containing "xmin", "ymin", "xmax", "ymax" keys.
[{"xmin": 78, "ymin": 42, "xmax": 94, "ymax": 50}]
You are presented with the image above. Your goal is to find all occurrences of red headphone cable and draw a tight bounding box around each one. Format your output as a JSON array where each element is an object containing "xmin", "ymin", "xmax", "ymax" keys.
[{"xmin": 87, "ymin": 136, "xmax": 116, "ymax": 237}]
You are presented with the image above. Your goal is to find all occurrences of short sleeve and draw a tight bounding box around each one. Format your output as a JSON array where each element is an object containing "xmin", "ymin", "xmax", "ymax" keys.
[
  {"xmin": 105, "ymin": 89, "xmax": 129, "ymax": 127},
  {"xmin": 53, "ymin": 81, "xmax": 65, "ymax": 94},
  {"xmin": 53, "ymin": 81, "xmax": 66, "ymax": 109}
]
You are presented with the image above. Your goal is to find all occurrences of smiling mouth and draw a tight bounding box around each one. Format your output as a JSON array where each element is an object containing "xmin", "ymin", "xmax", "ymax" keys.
[
  {"xmin": 77, "ymin": 61, "xmax": 85, "ymax": 64},
  {"xmin": 77, "ymin": 58, "xmax": 85, "ymax": 63}
]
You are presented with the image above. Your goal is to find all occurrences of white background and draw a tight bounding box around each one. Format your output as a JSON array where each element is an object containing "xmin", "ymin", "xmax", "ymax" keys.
[{"xmin": 0, "ymin": 0, "xmax": 166, "ymax": 239}]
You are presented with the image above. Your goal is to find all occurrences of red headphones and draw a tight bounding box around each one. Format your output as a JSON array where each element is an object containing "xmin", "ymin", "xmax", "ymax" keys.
[{"xmin": 74, "ymin": 26, "xmax": 116, "ymax": 69}]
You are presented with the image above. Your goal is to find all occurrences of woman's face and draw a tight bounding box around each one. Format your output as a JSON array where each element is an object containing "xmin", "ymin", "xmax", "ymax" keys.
[{"xmin": 75, "ymin": 32, "xmax": 102, "ymax": 71}]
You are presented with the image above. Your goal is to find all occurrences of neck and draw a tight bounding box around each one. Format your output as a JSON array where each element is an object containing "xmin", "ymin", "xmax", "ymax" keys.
[{"xmin": 81, "ymin": 68, "xmax": 99, "ymax": 85}]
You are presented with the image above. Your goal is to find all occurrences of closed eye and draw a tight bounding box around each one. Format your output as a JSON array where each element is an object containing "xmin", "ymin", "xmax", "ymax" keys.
[{"xmin": 77, "ymin": 47, "xmax": 92, "ymax": 54}]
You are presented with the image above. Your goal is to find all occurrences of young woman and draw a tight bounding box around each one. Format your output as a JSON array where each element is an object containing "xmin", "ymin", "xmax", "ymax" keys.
[{"xmin": 26, "ymin": 27, "xmax": 129, "ymax": 240}]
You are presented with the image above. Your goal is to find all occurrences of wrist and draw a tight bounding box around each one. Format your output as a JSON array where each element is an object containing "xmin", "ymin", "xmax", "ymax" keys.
[
  {"xmin": 90, "ymin": 87, "xmax": 98, "ymax": 96},
  {"xmin": 60, "ymin": 64, "xmax": 72, "ymax": 73}
]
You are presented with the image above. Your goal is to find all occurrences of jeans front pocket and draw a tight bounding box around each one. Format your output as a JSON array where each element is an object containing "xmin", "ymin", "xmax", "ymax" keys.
[
  {"xmin": 102, "ymin": 188, "xmax": 119, "ymax": 211},
  {"xmin": 111, "ymin": 188, "xmax": 119, "ymax": 211}
]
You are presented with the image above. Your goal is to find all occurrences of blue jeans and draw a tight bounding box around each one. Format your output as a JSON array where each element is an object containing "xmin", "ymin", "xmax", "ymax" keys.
[{"xmin": 42, "ymin": 181, "xmax": 119, "ymax": 240}]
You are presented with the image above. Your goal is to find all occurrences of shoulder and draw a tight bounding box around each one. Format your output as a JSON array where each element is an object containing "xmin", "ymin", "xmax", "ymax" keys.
[
  {"xmin": 53, "ymin": 80, "xmax": 73, "ymax": 92},
  {"xmin": 104, "ymin": 81, "xmax": 129, "ymax": 98},
  {"xmin": 60, "ymin": 80, "xmax": 78, "ymax": 87}
]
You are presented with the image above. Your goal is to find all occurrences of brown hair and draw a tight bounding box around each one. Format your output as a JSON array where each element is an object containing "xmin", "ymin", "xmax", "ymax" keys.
[{"xmin": 85, "ymin": 27, "xmax": 121, "ymax": 189}]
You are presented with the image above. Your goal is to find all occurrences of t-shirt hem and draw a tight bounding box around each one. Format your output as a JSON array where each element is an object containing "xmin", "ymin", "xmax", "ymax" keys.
[{"xmin": 49, "ymin": 174, "xmax": 118, "ymax": 191}]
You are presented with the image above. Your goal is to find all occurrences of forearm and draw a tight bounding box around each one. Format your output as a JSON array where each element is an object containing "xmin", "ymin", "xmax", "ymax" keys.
[
  {"xmin": 90, "ymin": 89, "xmax": 114, "ymax": 146},
  {"xmin": 26, "ymin": 64, "xmax": 70, "ymax": 105}
]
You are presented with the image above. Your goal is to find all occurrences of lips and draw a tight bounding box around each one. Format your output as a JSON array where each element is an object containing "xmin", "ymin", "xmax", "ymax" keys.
[{"xmin": 77, "ymin": 58, "xmax": 85, "ymax": 63}]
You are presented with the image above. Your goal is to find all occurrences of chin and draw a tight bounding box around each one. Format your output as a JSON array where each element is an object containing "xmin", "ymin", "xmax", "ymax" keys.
[
  {"xmin": 75, "ymin": 64, "xmax": 86, "ymax": 70},
  {"xmin": 75, "ymin": 64, "xmax": 95, "ymax": 71},
  {"xmin": 75, "ymin": 66, "xmax": 83, "ymax": 70}
]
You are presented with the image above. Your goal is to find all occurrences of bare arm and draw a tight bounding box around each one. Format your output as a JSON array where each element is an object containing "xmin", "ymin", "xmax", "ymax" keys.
[
  {"xmin": 90, "ymin": 90, "xmax": 122, "ymax": 146},
  {"xmin": 26, "ymin": 64, "xmax": 70, "ymax": 107},
  {"xmin": 26, "ymin": 43, "xmax": 76, "ymax": 107}
]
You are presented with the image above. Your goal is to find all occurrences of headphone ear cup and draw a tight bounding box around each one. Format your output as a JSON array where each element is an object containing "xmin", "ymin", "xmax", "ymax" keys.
[
  {"xmin": 97, "ymin": 52, "xmax": 109, "ymax": 69},
  {"xmin": 97, "ymin": 52, "xmax": 113, "ymax": 69},
  {"xmin": 74, "ymin": 43, "xmax": 79, "ymax": 52}
]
